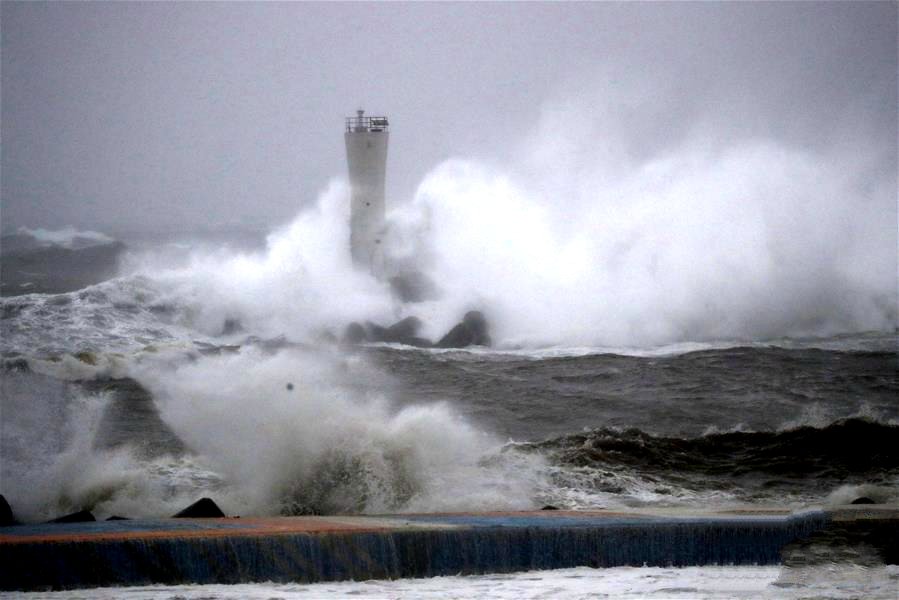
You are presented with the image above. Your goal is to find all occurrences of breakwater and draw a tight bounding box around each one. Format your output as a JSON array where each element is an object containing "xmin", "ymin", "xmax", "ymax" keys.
[{"xmin": 0, "ymin": 509, "xmax": 869, "ymax": 591}]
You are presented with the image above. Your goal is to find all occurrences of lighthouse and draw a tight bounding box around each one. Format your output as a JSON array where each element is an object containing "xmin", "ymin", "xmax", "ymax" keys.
[{"xmin": 345, "ymin": 109, "xmax": 389, "ymax": 274}]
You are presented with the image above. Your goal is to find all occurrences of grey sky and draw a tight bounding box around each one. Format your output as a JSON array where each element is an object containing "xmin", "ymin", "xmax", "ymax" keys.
[{"xmin": 2, "ymin": 1, "xmax": 896, "ymax": 236}]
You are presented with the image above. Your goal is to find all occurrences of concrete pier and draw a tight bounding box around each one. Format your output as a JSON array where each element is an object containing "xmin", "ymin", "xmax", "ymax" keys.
[{"xmin": 1, "ymin": 507, "xmax": 895, "ymax": 591}]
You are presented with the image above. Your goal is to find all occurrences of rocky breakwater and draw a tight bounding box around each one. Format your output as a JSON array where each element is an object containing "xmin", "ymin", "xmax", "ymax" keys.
[{"xmin": 343, "ymin": 311, "xmax": 492, "ymax": 349}]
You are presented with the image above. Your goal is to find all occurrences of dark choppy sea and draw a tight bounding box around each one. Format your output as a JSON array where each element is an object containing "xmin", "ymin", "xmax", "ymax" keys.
[
  {"xmin": 1, "ymin": 232, "xmax": 897, "ymax": 598},
  {"xmin": 3, "ymin": 277, "xmax": 896, "ymax": 519}
]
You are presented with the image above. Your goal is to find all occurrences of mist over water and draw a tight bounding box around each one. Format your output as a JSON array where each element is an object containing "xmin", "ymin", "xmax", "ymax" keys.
[
  {"xmin": 391, "ymin": 95, "xmax": 896, "ymax": 347},
  {"xmin": 119, "ymin": 179, "xmax": 392, "ymax": 342}
]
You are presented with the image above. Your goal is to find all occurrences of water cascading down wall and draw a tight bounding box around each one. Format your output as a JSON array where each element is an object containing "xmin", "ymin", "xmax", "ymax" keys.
[{"xmin": 0, "ymin": 511, "xmax": 835, "ymax": 591}]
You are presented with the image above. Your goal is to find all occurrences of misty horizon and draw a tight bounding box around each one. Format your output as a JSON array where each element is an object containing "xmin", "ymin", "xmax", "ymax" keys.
[{"xmin": 2, "ymin": 2, "xmax": 896, "ymax": 235}]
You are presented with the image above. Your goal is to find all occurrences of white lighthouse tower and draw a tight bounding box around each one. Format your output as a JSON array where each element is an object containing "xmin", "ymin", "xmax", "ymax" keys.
[{"xmin": 345, "ymin": 109, "xmax": 389, "ymax": 274}]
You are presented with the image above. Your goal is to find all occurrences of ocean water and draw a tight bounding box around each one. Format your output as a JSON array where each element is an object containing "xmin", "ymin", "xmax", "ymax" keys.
[
  {"xmin": 1, "ymin": 214, "xmax": 897, "ymax": 596},
  {"xmin": 2, "ymin": 283, "xmax": 896, "ymax": 519}
]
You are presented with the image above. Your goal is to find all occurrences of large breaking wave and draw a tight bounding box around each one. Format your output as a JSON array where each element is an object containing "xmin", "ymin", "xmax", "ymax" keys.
[
  {"xmin": 2, "ymin": 93, "xmax": 895, "ymax": 523},
  {"xmin": 96, "ymin": 92, "xmax": 898, "ymax": 350}
]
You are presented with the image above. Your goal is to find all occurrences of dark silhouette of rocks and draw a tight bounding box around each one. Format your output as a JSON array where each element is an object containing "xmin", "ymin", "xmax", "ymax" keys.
[
  {"xmin": 851, "ymin": 497, "xmax": 876, "ymax": 505},
  {"xmin": 47, "ymin": 510, "xmax": 95, "ymax": 524},
  {"xmin": 106, "ymin": 515, "xmax": 131, "ymax": 521},
  {"xmin": 343, "ymin": 311, "xmax": 492, "ymax": 349},
  {"xmin": 0, "ymin": 495, "xmax": 16, "ymax": 526},
  {"xmin": 343, "ymin": 322, "xmax": 368, "ymax": 344},
  {"xmin": 384, "ymin": 316, "xmax": 423, "ymax": 342},
  {"xmin": 173, "ymin": 498, "xmax": 226, "ymax": 518},
  {"xmin": 343, "ymin": 317, "xmax": 431, "ymax": 347},
  {"xmin": 436, "ymin": 311, "xmax": 491, "ymax": 348},
  {"xmin": 363, "ymin": 322, "xmax": 393, "ymax": 345},
  {"xmin": 375, "ymin": 316, "xmax": 431, "ymax": 347}
]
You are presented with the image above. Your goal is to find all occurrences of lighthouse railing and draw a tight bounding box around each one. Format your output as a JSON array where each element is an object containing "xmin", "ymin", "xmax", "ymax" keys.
[{"xmin": 346, "ymin": 116, "xmax": 389, "ymax": 133}]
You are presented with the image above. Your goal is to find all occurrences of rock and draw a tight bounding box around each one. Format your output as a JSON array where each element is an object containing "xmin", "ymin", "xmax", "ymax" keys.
[
  {"xmin": 47, "ymin": 510, "xmax": 95, "ymax": 524},
  {"xmin": 850, "ymin": 496, "xmax": 876, "ymax": 505},
  {"xmin": 436, "ymin": 311, "xmax": 491, "ymax": 348},
  {"xmin": 541, "ymin": 505, "xmax": 559, "ymax": 511},
  {"xmin": 172, "ymin": 497, "xmax": 226, "ymax": 518},
  {"xmin": 365, "ymin": 321, "xmax": 389, "ymax": 342},
  {"xmin": 379, "ymin": 316, "xmax": 431, "ymax": 347},
  {"xmin": 462, "ymin": 311, "xmax": 491, "ymax": 345},
  {"xmin": 343, "ymin": 322, "xmax": 368, "ymax": 344},
  {"xmin": 343, "ymin": 317, "xmax": 432, "ymax": 347},
  {"xmin": 385, "ymin": 316, "xmax": 421, "ymax": 340},
  {"xmin": 106, "ymin": 515, "xmax": 131, "ymax": 521},
  {"xmin": 436, "ymin": 323, "xmax": 470, "ymax": 348},
  {"xmin": 0, "ymin": 495, "xmax": 15, "ymax": 526}
]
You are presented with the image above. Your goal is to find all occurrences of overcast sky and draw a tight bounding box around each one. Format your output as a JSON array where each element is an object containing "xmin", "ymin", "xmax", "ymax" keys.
[{"xmin": 2, "ymin": 1, "xmax": 896, "ymax": 237}]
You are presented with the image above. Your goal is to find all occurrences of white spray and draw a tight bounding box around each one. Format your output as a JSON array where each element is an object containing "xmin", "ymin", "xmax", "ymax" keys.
[{"xmin": 121, "ymin": 90, "xmax": 894, "ymax": 349}]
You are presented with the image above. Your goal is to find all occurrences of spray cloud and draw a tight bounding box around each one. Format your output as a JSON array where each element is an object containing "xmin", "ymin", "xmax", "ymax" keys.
[{"xmin": 387, "ymin": 84, "xmax": 896, "ymax": 347}]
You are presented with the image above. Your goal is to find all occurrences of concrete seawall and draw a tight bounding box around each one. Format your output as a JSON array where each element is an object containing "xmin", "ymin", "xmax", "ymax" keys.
[{"xmin": 1, "ymin": 507, "xmax": 894, "ymax": 591}]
